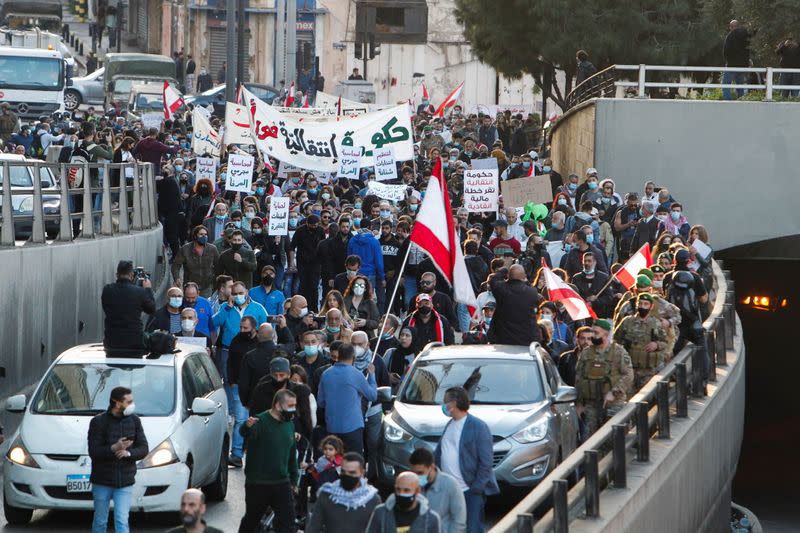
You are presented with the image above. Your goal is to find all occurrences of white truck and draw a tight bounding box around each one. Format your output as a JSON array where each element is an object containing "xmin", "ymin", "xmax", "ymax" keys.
[{"xmin": 0, "ymin": 45, "xmax": 71, "ymax": 119}]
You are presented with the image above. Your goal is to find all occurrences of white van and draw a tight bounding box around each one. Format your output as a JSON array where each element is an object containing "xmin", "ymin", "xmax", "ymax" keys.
[{"xmin": 3, "ymin": 343, "xmax": 229, "ymax": 524}]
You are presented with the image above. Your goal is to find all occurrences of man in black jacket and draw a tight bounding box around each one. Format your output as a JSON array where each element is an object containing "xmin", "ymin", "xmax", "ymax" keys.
[
  {"xmin": 722, "ymin": 20, "xmax": 751, "ymax": 100},
  {"xmin": 319, "ymin": 220, "xmax": 351, "ymax": 292},
  {"xmin": 570, "ymin": 252, "xmax": 615, "ymax": 318},
  {"xmin": 157, "ymin": 167, "xmax": 183, "ymax": 257},
  {"xmin": 226, "ymin": 316, "xmax": 260, "ymax": 467},
  {"xmin": 290, "ymin": 214, "xmax": 326, "ymax": 311},
  {"xmin": 464, "ymin": 240, "xmax": 489, "ymax": 296},
  {"xmin": 629, "ymin": 201, "xmax": 660, "ymax": 256},
  {"xmin": 247, "ymin": 357, "xmax": 314, "ymax": 440},
  {"xmin": 88, "ymin": 386, "xmax": 149, "ymax": 533},
  {"xmin": 102, "ymin": 261, "xmax": 156, "ymax": 356},
  {"xmin": 239, "ymin": 321, "xmax": 294, "ymax": 406},
  {"xmin": 488, "ymin": 265, "xmax": 541, "ymax": 345}
]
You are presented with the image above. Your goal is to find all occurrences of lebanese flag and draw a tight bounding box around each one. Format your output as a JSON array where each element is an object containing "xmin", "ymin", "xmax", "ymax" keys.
[
  {"xmin": 543, "ymin": 267, "xmax": 597, "ymax": 320},
  {"xmin": 163, "ymin": 81, "xmax": 185, "ymax": 121},
  {"xmin": 527, "ymin": 160, "xmax": 535, "ymax": 176},
  {"xmin": 284, "ymin": 81, "xmax": 295, "ymax": 107},
  {"xmin": 433, "ymin": 81, "xmax": 464, "ymax": 118},
  {"xmin": 301, "ymin": 92, "xmax": 309, "ymax": 108},
  {"xmin": 410, "ymin": 158, "xmax": 477, "ymax": 306},
  {"xmin": 422, "ymin": 82, "xmax": 429, "ymax": 100},
  {"xmin": 614, "ymin": 243, "xmax": 653, "ymax": 289}
]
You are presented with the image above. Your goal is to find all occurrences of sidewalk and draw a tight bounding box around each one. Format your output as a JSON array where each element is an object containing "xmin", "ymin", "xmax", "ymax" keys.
[{"xmin": 62, "ymin": 10, "xmax": 143, "ymax": 75}]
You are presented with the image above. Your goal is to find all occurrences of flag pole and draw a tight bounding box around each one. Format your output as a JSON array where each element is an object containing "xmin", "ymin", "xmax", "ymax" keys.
[
  {"xmin": 371, "ymin": 240, "xmax": 413, "ymax": 363},
  {"xmin": 593, "ymin": 273, "xmax": 618, "ymax": 299}
]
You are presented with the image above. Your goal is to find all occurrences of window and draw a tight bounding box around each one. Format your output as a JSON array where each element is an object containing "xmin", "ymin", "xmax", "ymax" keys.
[
  {"xmin": 356, "ymin": 2, "xmax": 428, "ymax": 45},
  {"xmin": 0, "ymin": 56, "xmax": 63, "ymax": 90},
  {"xmin": 197, "ymin": 353, "xmax": 223, "ymax": 390},
  {"xmin": 375, "ymin": 7, "xmax": 404, "ymax": 32},
  {"xmin": 0, "ymin": 165, "xmax": 33, "ymax": 187},
  {"xmin": 183, "ymin": 355, "xmax": 215, "ymax": 398}
]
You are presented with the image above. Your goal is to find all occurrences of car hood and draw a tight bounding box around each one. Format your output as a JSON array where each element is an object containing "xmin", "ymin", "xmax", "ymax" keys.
[
  {"xmin": 20, "ymin": 413, "xmax": 179, "ymax": 455},
  {"xmin": 392, "ymin": 400, "xmax": 550, "ymax": 439}
]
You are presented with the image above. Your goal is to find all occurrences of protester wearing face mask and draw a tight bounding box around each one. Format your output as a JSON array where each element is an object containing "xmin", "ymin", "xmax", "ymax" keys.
[
  {"xmin": 306, "ymin": 452, "xmax": 382, "ymax": 533},
  {"xmin": 238, "ymin": 389, "xmax": 300, "ymax": 533},
  {"xmin": 174, "ymin": 307, "xmax": 212, "ymax": 351},
  {"xmin": 574, "ymin": 320, "xmax": 634, "ymax": 436},
  {"xmin": 576, "ymin": 167, "xmax": 599, "ymax": 205},
  {"xmin": 285, "ymin": 295, "xmax": 315, "ymax": 340},
  {"xmin": 571, "ymin": 252, "xmax": 615, "ymax": 318},
  {"xmin": 203, "ymin": 202, "xmax": 229, "ymax": 241},
  {"xmin": 248, "ymin": 265, "xmax": 286, "ymax": 316},
  {"xmin": 215, "ymin": 230, "xmax": 257, "ymax": 288},
  {"xmin": 88, "ymin": 386, "xmax": 149, "ymax": 533},
  {"xmin": 146, "ymin": 287, "xmax": 184, "ymax": 334},
  {"xmin": 172, "ymin": 226, "xmax": 220, "ymax": 296},
  {"xmin": 366, "ymin": 471, "xmax": 441, "ymax": 533},
  {"xmin": 226, "ymin": 316, "xmax": 260, "ymax": 467},
  {"xmin": 407, "ymin": 447, "xmax": 467, "ymax": 533},
  {"xmin": 402, "ymin": 293, "xmax": 456, "ymax": 348},
  {"xmin": 629, "ymin": 200, "xmax": 660, "ymax": 257},
  {"xmin": 212, "ymin": 281, "xmax": 267, "ymax": 382},
  {"xmin": 293, "ymin": 330, "xmax": 330, "ymax": 387},
  {"xmin": 614, "ymin": 293, "xmax": 670, "ymax": 390},
  {"xmin": 657, "ymin": 202, "xmax": 691, "ymax": 240},
  {"xmin": 344, "ymin": 275, "xmax": 381, "ymax": 337}
]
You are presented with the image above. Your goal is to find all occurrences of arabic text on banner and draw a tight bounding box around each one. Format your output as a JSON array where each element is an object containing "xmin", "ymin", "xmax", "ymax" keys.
[
  {"xmin": 242, "ymin": 87, "xmax": 414, "ymax": 172},
  {"xmin": 226, "ymin": 153, "xmax": 255, "ymax": 193},
  {"xmin": 464, "ymin": 168, "xmax": 499, "ymax": 212},
  {"xmin": 338, "ymin": 146, "xmax": 362, "ymax": 180},
  {"xmin": 141, "ymin": 112, "xmax": 163, "ymax": 131},
  {"xmin": 223, "ymin": 102, "xmax": 254, "ymax": 146},
  {"xmin": 191, "ymin": 108, "xmax": 222, "ymax": 157},
  {"xmin": 374, "ymin": 146, "xmax": 398, "ymax": 182},
  {"xmin": 367, "ymin": 181, "xmax": 407, "ymax": 202},
  {"xmin": 196, "ymin": 157, "xmax": 218, "ymax": 182},
  {"xmin": 268, "ymin": 196, "xmax": 290, "ymax": 236}
]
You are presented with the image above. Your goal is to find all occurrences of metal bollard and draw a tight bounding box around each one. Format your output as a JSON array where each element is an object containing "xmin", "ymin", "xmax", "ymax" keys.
[
  {"xmin": 690, "ymin": 346, "xmax": 703, "ymax": 397},
  {"xmin": 584, "ymin": 450, "xmax": 599, "ymax": 518},
  {"xmin": 715, "ymin": 317, "xmax": 727, "ymax": 366},
  {"xmin": 553, "ymin": 479, "xmax": 569, "ymax": 533},
  {"xmin": 79, "ymin": 41, "xmax": 84, "ymax": 56},
  {"xmin": 636, "ymin": 402, "xmax": 649, "ymax": 462},
  {"xmin": 612, "ymin": 424, "xmax": 626, "ymax": 488},
  {"xmin": 81, "ymin": 162, "xmax": 93, "ymax": 238},
  {"xmin": 1, "ymin": 161, "xmax": 15, "ymax": 246},
  {"xmin": 724, "ymin": 302, "xmax": 736, "ymax": 345},
  {"xmin": 57, "ymin": 163, "xmax": 73, "ymax": 242},
  {"xmin": 70, "ymin": 33, "xmax": 75, "ymax": 46},
  {"xmin": 657, "ymin": 381, "xmax": 670, "ymax": 439},
  {"xmin": 30, "ymin": 160, "xmax": 46, "ymax": 244},
  {"xmin": 706, "ymin": 329, "xmax": 717, "ymax": 382},
  {"xmin": 515, "ymin": 513, "xmax": 534, "ymax": 533},
  {"xmin": 675, "ymin": 363, "xmax": 688, "ymax": 418}
]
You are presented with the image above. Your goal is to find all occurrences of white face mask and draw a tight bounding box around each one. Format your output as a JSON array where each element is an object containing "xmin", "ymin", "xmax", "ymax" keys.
[
  {"xmin": 353, "ymin": 286, "xmax": 366, "ymax": 296},
  {"xmin": 123, "ymin": 403, "xmax": 136, "ymax": 416},
  {"xmin": 653, "ymin": 280, "xmax": 664, "ymax": 288},
  {"xmin": 298, "ymin": 307, "xmax": 309, "ymax": 318},
  {"xmin": 354, "ymin": 346, "xmax": 366, "ymax": 358},
  {"xmin": 181, "ymin": 319, "xmax": 196, "ymax": 331}
]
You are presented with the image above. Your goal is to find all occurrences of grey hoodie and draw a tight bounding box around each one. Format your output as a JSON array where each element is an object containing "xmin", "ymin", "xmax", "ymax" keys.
[{"xmin": 366, "ymin": 493, "xmax": 441, "ymax": 533}]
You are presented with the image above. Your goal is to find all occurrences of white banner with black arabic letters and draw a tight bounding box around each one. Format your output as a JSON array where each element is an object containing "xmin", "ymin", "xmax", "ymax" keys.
[
  {"xmin": 191, "ymin": 108, "xmax": 222, "ymax": 157},
  {"xmin": 242, "ymin": 87, "xmax": 413, "ymax": 172},
  {"xmin": 464, "ymin": 168, "xmax": 499, "ymax": 212},
  {"xmin": 268, "ymin": 196, "xmax": 290, "ymax": 236},
  {"xmin": 373, "ymin": 146, "xmax": 397, "ymax": 181},
  {"xmin": 338, "ymin": 146, "xmax": 362, "ymax": 180},
  {"xmin": 368, "ymin": 181, "xmax": 407, "ymax": 202},
  {"xmin": 226, "ymin": 153, "xmax": 254, "ymax": 193},
  {"xmin": 223, "ymin": 102, "xmax": 254, "ymax": 145},
  {"xmin": 195, "ymin": 157, "xmax": 217, "ymax": 182}
]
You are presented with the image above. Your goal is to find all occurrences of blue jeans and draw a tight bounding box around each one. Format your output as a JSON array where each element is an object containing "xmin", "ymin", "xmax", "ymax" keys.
[
  {"xmin": 464, "ymin": 489, "xmax": 487, "ymax": 533},
  {"xmin": 722, "ymin": 70, "xmax": 747, "ymax": 100},
  {"xmin": 283, "ymin": 271, "xmax": 300, "ymax": 298},
  {"xmin": 216, "ymin": 347, "xmax": 229, "ymax": 383},
  {"xmin": 456, "ymin": 303, "xmax": 472, "ymax": 333},
  {"xmin": 403, "ymin": 275, "xmax": 418, "ymax": 309},
  {"xmin": 227, "ymin": 384, "xmax": 248, "ymax": 458},
  {"xmin": 92, "ymin": 484, "xmax": 133, "ymax": 533}
]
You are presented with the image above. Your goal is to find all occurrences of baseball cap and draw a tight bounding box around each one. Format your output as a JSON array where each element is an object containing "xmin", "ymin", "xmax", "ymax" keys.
[
  {"xmin": 482, "ymin": 301, "xmax": 496, "ymax": 310},
  {"xmin": 270, "ymin": 357, "xmax": 291, "ymax": 374},
  {"xmin": 586, "ymin": 167, "xmax": 598, "ymax": 176},
  {"xmin": 675, "ymin": 249, "xmax": 691, "ymax": 263},
  {"xmin": 415, "ymin": 293, "xmax": 432, "ymax": 303}
]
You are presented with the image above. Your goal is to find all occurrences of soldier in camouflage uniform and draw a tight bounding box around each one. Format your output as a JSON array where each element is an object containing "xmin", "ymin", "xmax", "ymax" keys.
[
  {"xmin": 613, "ymin": 293, "xmax": 670, "ymax": 390},
  {"xmin": 575, "ymin": 319, "xmax": 634, "ymax": 436},
  {"xmin": 419, "ymin": 125, "xmax": 444, "ymax": 158},
  {"xmin": 614, "ymin": 274, "xmax": 681, "ymax": 354}
]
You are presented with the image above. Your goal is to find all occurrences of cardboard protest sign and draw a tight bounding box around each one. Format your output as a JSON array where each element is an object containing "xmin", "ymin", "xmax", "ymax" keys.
[
  {"xmin": 373, "ymin": 146, "xmax": 398, "ymax": 181},
  {"xmin": 500, "ymin": 174, "xmax": 554, "ymax": 207},
  {"xmin": 195, "ymin": 157, "xmax": 218, "ymax": 182},
  {"xmin": 268, "ymin": 196, "xmax": 290, "ymax": 236},
  {"xmin": 367, "ymin": 181, "xmax": 407, "ymax": 202},
  {"xmin": 225, "ymin": 153, "xmax": 255, "ymax": 193},
  {"xmin": 463, "ymin": 168, "xmax": 499, "ymax": 212}
]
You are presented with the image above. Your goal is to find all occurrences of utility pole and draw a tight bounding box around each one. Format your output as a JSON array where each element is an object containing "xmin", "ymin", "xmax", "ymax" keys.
[
  {"xmin": 274, "ymin": 0, "xmax": 285, "ymax": 87},
  {"xmin": 285, "ymin": 0, "xmax": 296, "ymax": 90},
  {"xmin": 237, "ymin": 0, "xmax": 246, "ymax": 86},
  {"xmin": 225, "ymin": 0, "xmax": 236, "ymax": 102}
]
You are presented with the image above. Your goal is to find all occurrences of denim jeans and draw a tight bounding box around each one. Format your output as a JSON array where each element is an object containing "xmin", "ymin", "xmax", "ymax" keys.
[
  {"xmin": 722, "ymin": 70, "xmax": 747, "ymax": 100},
  {"xmin": 283, "ymin": 271, "xmax": 300, "ymax": 298},
  {"xmin": 364, "ymin": 412, "xmax": 382, "ymax": 481},
  {"xmin": 456, "ymin": 303, "xmax": 472, "ymax": 333},
  {"xmin": 403, "ymin": 275, "xmax": 418, "ymax": 309},
  {"xmin": 92, "ymin": 484, "xmax": 133, "ymax": 533},
  {"xmin": 228, "ymin": 384, "xmax": 249, "ymax": 459},
  {"xmin": 464, "ymin": 489, "xmax": 487, "ymax": 533}
]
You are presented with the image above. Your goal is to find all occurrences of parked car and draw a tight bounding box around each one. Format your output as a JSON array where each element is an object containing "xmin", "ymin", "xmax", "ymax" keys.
[
  {"xmin": 185, "ymin": 83, "xmax": 279, "ymax": 117},
  {"xmin": 63, "ymin": 67, "xmax": 105, "ymax": 110},
  {"xmin": 378, "ymin": 343, "xmax": 579, "ymax": 489},
  {"xmin": 3, "ymin": 342, "xmax": 229, "ymax": 524},
  {"xmin": 0, "ymin": 154, "xmax": 60, "ymax": 239},
  {"xmin": 125, "ymin": 83, "xmax": 165, "ymax": 122}
]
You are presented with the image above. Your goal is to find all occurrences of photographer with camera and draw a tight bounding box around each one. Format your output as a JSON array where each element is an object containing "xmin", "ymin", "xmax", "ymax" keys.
[{"xmin": 102, "ymin": 261, "xmax": 156, "ymax": 356}]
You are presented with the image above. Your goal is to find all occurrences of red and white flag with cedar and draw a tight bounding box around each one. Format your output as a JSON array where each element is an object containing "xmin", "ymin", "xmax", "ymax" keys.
[
  {"xmin": 163, "ymin": 81, "xmax": 184, "ymax": 121},
  {"xmin": 301, "ymin": 92, "xmax": 309, "ymax": 108},
  {"xmin": 433, "ymin": 81, "xmax": 464, "ymax": 118},
  {"xmin": 410, "ymin": 158, "xmax": 477, "ymax": 306},
  {"xmin": 614, "ymin": 243, "xmax": 653, "ymax": 289},
  {"xmin": 284, "ymin": 81, "xmax": 295, "ymax": 107},
  {"xmin": 543, "ymin": 267, "xmax": 597, "ymax": 320}
]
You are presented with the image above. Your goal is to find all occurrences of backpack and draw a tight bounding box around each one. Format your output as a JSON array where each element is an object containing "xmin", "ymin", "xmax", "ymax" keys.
[
  {"xmin": 67, "ymin": 141, "xmax": 94, "ymax": 188},
  {"xmin": 668, "ymin": 271, "xmax": 700, "ymax": 327}
]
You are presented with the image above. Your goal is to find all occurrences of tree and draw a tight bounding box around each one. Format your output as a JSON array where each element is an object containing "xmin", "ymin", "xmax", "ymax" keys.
[{"xmin": 455, "ymin": 0, "xmax": 718, "ymax": 110}]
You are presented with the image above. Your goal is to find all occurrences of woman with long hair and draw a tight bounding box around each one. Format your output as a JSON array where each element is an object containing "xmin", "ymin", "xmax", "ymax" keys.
[
  {"xmin": 319, "ymin": 289, "xmax": 353, "ymax": 327},
  {"xmin": 343, "ymin": 275, "xmax": 380, "ymax": 337}
]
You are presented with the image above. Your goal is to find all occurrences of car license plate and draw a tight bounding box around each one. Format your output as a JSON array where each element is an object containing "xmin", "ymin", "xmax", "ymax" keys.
[{"xmin": 66, "ymin": 474, "xmax": 91, "ymax": 493}]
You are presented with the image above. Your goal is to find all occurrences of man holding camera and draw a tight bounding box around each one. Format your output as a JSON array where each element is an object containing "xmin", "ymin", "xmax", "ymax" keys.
[{"xmin": 102, "ymin": 261, "xmax": 156, "ymax": 356}]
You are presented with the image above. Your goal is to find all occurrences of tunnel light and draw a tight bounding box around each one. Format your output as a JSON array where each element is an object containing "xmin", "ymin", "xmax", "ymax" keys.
[{"xmin": 741, "ymin": 295, "xmax": 788, "ymax": 312}]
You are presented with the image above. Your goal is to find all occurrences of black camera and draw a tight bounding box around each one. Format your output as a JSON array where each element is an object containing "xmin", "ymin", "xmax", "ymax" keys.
[{"xmin": 133, "ymin": 266, "xmax": 150, "ymax": 287}]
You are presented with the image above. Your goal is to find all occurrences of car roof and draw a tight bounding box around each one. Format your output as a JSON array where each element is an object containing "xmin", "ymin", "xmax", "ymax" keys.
[
  {"xmin": 53, "ymin": 343, "xmax": 207, "ymax": 367},
  {"xmin": 418, "ymin": 344, "xmax": 539, "ymax": 362},
  {"xmin": 0, "ymin": 46, "xmax": 62, "ymax": 58},
  {"xmin": 0, "ymin": 154, "xmax": 26, "ymax": 161}
]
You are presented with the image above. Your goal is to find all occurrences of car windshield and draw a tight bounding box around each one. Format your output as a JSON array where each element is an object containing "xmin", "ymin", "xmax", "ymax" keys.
[
  {"xmin": 0, "ymin": 56, "xmax": 63, "ymax": 90},
  {"xmin": 32, "ymin": 363, "xmax": 176, "ymax": 416},
  {"xmin": 0, "ymin": 164, "xmax": 32, "ymax": 187},
  {"xmin": 135, "ymin": 93, "xmax": 163, "ymax": 110},
  {"xmin": 399, "ymin": 358, "xmax": 545, "ymax": 405}
]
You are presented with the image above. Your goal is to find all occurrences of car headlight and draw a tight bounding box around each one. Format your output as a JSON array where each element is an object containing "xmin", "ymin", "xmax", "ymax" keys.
[
  {"xmin": 137, "ymin": 439, "xmax": 178, "ymax": 469},
  {"xmin": 383, "ymin": 418, "xmax": 412, "ymax": 443},
  {"xmin": 512, "ymin": 417, "xmax": 550, "ymax": 444},
  {"xmin": 6, "ymin": 437, "xmax": 40, "ymax": 468}
]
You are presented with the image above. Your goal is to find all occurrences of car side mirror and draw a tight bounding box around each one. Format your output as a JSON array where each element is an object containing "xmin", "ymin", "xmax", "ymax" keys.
[
  {"xmin": 552, "ymin": 386, "xmax": 577, "ymax": 404},
  {"xmin": 6, "ymin": 394, "xmax": 26, "ymax": 413},
  {"xmin": 215, "ymin": 92, "xmax": 225, "ymax": 100},
  {"xmin": 190, "ymin": 397, "xmax": 216, "ymax": 416},
  {"xmin": 377, "ymin": 386, "xmax": 393, "ymax": 403},
  {"xmin": 107, "ymin": 81, "xmax": 115, "ymax": 93}
]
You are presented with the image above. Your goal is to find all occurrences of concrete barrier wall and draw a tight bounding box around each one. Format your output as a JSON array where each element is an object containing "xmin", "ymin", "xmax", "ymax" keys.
[
  {"xmin": 0, "ymin": 227, "xmax": 164, "ymax": 397},
  {"xmin": 592, "ymin": 99, "xmax": 800, "ymax": 251},
  {"xmin": 550, "ymin": 102, "xmax": 596, "ymax": 179}
]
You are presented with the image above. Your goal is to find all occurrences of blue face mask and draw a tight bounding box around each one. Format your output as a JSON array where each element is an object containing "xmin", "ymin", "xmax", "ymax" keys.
[
  {"xmin": 304, "ymin": 345, "xmax": 319, "ymax": 357},
  {"xmin": 256, "ymin": 187, "xmax": 265, "ymax": 195},
  {"xmin": 174, "ymin": 165, "xmax": 183, "ymax": 172},
  {"xmin": 220, "ymin": 172, "xmax": 227, "ymax": 181},
  {"xmin": 417, "ymin": 474, "xmax": 429, "ymax": 488},
  {"xmin": 409, "ymin": 204, "xmax": 418, "ymax": 212},
  {"xmin": 568, "ymin": 183, "xmax": 577, "ymax": 191},
  {"xmin": 309, "ymin": 187, "xmax": 319, "ymax": 194},
  {"xmin": 583, "ymin": 267, "xmax": 595, "ymax": 275},
  {"xmin": 543, "ymin": 165, "xmax": 552, "ymax": 173},
  {"xmin": 588, "ymin": 181, "xmax": 598, "ymax": 190},
  {"xmin": 564, "ymin": 243, "xmax": 573, "ymax": 252},
  {"xmin": 522, "ymin": 162, "xmax": 531, "ymax": 169},
  {"xmin": 671, "ymin": 211, "xmax": 681, "ymax": 221},
  {"xmin": 196, "ymin": 235, "xmax": 208, "ymax": 245},
  {"xmin": 233, "ymin": 221, "xmax": 242, "ymax": 228},
  {"xmin": 352, "ymin": 217, "xmax": 361, "ymax": 227},
  {"xmin": 312, "ymin": 210, "xmax": 321, "ymax": 216},
  {"xmin": 326, "ymin": 325, "xmax": 341, "ymax": 333},
  {"xmin": 354, "ymin": 202, "xmax": 362, "ymax": 209},
  {"xmin": 443, "ymin": 162, "xmax": 449, "ymax": 169},
  {"xmin": 169, "ymin": 297, "xmax": 182, "ymax": 308},
  {"xmin": 441, "ymin": 403, "xmax": 450, "ymax": 417},
  {"xmin": 289, "ymin": 218, "xmax": 298, "ymax": 228},
  {"xmin": 233, "ymin": 294, "xmax": 247, "ymax": 306},
  {"xmin": 485, "ymin": 317, "xmax": 492, "ymax": 326},
  {"xmin": 380, "ymin": 210, "xmax": 391, "ymax": 218},
  {"xmin": 215, "ymin": 214, "xmax": 226, "ymax": 221}
]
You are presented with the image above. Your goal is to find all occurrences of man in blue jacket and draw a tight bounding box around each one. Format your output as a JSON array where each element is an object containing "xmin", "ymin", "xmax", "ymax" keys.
[
  {"xmin": 211, "ymin": 280, "xmax": 267, "ymax": 383},
  {"xmin": 434, "ymin": 386, "xmax": 499, "ymax": 533},
  {"xmin": 347, "ymin": 221, "xmax": 386, "ymax": 310}
]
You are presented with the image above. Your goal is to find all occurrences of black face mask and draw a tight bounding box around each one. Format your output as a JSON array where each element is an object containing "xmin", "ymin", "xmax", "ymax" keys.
[
  {"xmin": 636, "ymin": 307, "xmax": 650, "ymax": 318},
  {"xmin": 394, "ymin": 493, "xmax": 416, "ymax": 511},
  {"xmin": 262, "ymin": 275, "xmax": 274, "ymax": 286},
  {"xmin": 231, "ymin": 243, "xmax": 242, "ymax": 252},
  {"xmin": 273, "ymin": 378, "xmax": 288, "ymax": 389},
  {"xmin": 417, "ymin": 306, "xmax": 432, "ymax": 316},
  {"xmin": 339, "ymin": 474, "xmax": 361, "ymax": 491},
  {"xmin": 591, "ymin": 336, "xmax": 603, "ymax": 346},
  {"xmin": 280, "ymin": 408, "xmax": 296, "ymax": 422}
]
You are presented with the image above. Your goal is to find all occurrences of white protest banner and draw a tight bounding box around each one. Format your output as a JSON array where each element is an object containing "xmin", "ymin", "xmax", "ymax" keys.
[
  {"xmin": 177, "ymin": 337, "xmax": 208, "ymax": 349},
  {"xmin": 691, "ymin": 239, "xmax": 712, "ymax": 261},
  {"xmin": 367, "ymin": 181, "xmax": 407, "ymax": 202},
  {"xmin": 373, "ymin": 146, "xmax": 398, "ymax": 181},
  {"xmin": 471, "ymin": 158, "xmax": 499, "ymax": 171},
  {"xmin": 242, "ymin": 87, "xmax": 413, "ymax": 172},
  {"xmin": 226, "ymin": 153, "xmax": 254, "ymax": 193},
  {"xmin": 195, "ymin": 157, "xmax": 218, "ymax": 182},
  {"xmin": 191, "ymin": 108, "xmax": 222, "ymax": 157},
  {"xmin": 268, "ymin": 196, "xmax": 290, "ymax": 236},
  {"xmin": 546, "ymin": 241, "xmax": 567, "ymax": 270},
  {"xmin": 141, "ymin": 112, "xmax": 163, "ymax": 130},
  {"xmin": 338, "ymin": 146, "xmax": 362, "ymax": 180},
  {"xmin": 464, "ymin": 168, "xmax": 499, "ymax": 212},
  {"xmin": 223, "ymin": 102, "xmax": 254, "ymax": 145},
  {"xmin": 469, "ymin": 104, "xmax": 533, "ymax": 117},
  {"xmin": 277, "ymin": 160, "xmax": 303, "ymax": 179}
]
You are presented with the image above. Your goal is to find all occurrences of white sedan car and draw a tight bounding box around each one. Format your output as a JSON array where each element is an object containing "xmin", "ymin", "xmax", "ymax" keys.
[{"xmin": 3, "ymin": 343, "xmax": 229, "ymax": 524}]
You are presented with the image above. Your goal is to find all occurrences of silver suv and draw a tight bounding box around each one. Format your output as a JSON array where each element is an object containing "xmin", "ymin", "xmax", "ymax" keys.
[{"xmin": 377, "ymin": 343, "xmax": 579, "ymax": 488}]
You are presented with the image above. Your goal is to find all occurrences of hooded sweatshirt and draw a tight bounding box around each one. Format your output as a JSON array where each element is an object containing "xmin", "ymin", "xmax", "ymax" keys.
[{"xmin": 347, "ymin": 231, "xmax": 385, "ymax": 281}]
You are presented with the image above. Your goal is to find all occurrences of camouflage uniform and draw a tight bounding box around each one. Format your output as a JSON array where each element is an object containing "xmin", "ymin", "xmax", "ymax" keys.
[
  {"xmin": 614, "ymin": 313, "xmax": 670, "ymax": 390},
  {"xmin": 575, "ymin": 342, "xmax": 634, "ymax": 436},
  {"xmin": 419, "ymin": 133, "xmax": 445, "ymax": 158},
  {"xmin": 614, "ymin": 293, "xmax": 681, "ymax": 353}
]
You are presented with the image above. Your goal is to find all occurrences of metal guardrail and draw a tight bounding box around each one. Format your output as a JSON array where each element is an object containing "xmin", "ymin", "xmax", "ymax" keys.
[
  {"xmin": 0, "ymin": 160, "xmax": 158, "ymax": 246},
  {"xmin": 491, "ymin": 260, "xmax": 736, "ymax": 532},
  {"xmin": 565, "ymin": 63, "xmax": 800, "ymax": 109}
]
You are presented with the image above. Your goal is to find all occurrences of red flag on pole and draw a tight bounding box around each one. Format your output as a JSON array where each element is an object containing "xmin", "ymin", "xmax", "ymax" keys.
[
  {"xmin": 614, "ymin": 243, "xmax": 654, "ymax": 289},
  {"xmin": 543, "ymin": 267, "xmax": 597, "ymax": 320},
  {"xmin": 433, "ymin": 82, "xmax": 464, "ymax": 118},
  {"xmin": 163, "ymin": 81, "xmax": 185, "ymax": 121},
  {"xmin": 284, "ymin": 81, "xmax": 295, "ymax": 107},
  {"xmin": 422, "ymin": 82, "xmax": 429, "ymax": 100}
]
